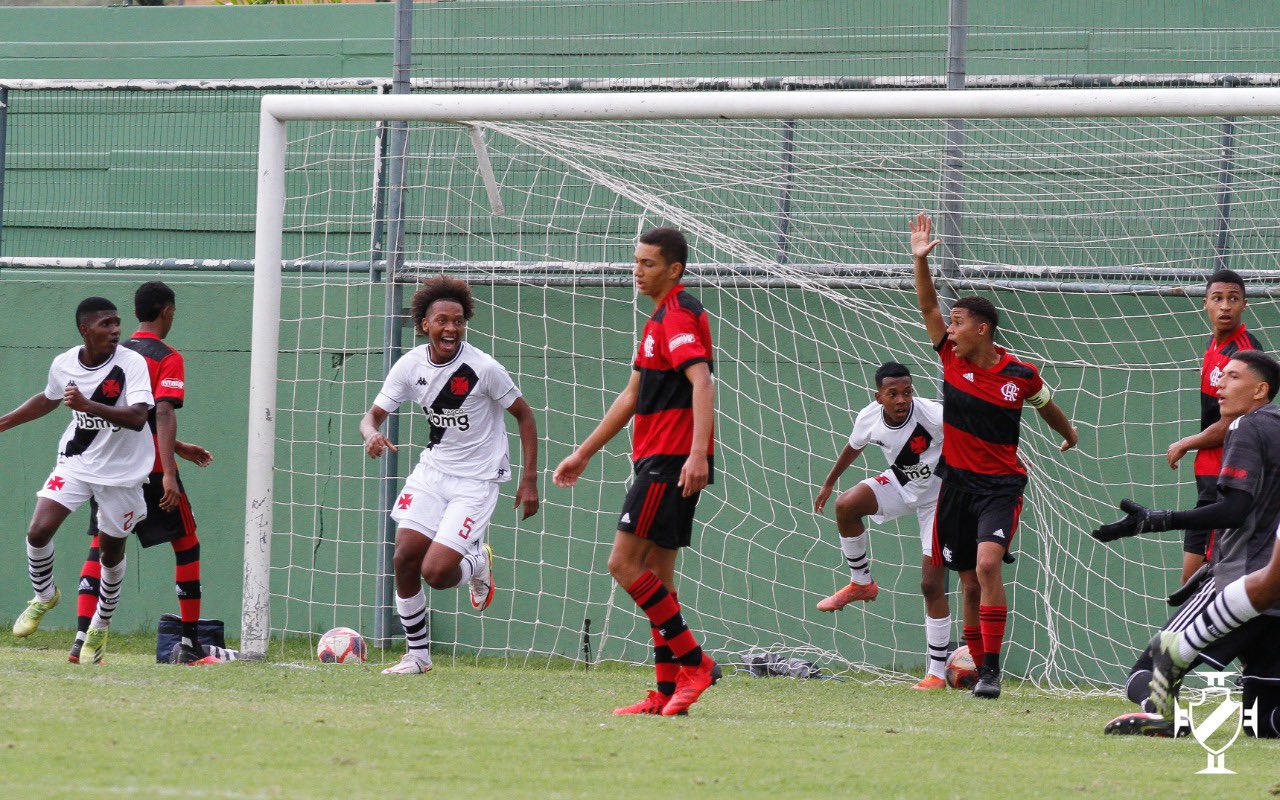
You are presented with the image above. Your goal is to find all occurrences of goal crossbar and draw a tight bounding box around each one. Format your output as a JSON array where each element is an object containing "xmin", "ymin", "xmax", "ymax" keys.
[{"xmin": 244, "ymin": 87, "xmax": 1280, "ymax": 658}]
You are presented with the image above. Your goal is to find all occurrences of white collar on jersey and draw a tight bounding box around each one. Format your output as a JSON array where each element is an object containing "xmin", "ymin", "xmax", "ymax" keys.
[{"xmin": 426, "ymin": 340, "xmax": 466, "ymax": 369}]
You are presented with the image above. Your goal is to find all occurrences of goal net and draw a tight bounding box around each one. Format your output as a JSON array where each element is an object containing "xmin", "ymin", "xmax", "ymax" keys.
[{"xmin": 245, "ymin": 90, "xmax": 1280, "ymax": 691}]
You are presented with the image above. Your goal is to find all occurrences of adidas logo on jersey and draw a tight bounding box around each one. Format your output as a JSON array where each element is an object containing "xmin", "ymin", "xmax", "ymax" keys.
[
  {"xmin": 620, "ymin": 512, "xmax": 632, "ymax": 524},
  {"xmin": 963, "ymin": 372, "xmax": 975, "ymax": 382},
  {"xmin": 992, "ymin": 529, "xmax": 1006, "ymax": 539}
]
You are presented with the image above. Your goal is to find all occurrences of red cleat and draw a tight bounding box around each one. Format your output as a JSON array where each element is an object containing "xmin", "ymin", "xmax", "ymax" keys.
[
  {"xmin": 612, "ymin": 690, "xmax": 671, "ymax": 716},
  {"xmin": 817, "ymin": 580, "xmax": 879, "ymax": 611},
  {"xmin": 662, "ymin": 657, "xmax": 717, "ymax": 716},
  {"xmin": 912, "ymin": 675, "xmax": 947, "ymax": 691}
]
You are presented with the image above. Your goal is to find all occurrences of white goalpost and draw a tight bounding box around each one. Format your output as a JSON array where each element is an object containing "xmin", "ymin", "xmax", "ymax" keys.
[{"xmin": 244, "ymin": 88, "xmax": 1280, "ymax": 690}]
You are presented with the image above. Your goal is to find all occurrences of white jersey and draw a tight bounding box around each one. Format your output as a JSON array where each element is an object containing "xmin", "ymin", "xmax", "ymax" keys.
[
  {"xmin": 848, "ymin": 396, "xmax": 944, "ymax": 506},
  {"xmin": 44, "ymin": 345, "xmax": 155, "ymax": 487},
  {"xmin": 374, "ymin": 342, "xmax": 522, "ymax": 482}
]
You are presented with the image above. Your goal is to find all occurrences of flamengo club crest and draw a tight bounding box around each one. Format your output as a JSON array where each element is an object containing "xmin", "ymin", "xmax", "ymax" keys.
[{"xmin": 1176, "ymin": 671, "xmax": 1258, "ymax": 774}]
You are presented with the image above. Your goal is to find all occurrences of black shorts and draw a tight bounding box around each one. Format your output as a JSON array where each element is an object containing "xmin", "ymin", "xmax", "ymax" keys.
[
  {"xmin": 88, "ymin": 472, "xmax": 196, "ymax": 549},
  {"xmin": 931, "ymin": 481, "xmax": 1023, "ymax": 572},
  {"xmin": 1183, "ymin": 474, "xmax": 1219, "ymax": 556},
  {"xmin": 617, "ymin": 476, "xmax": 701, "ymax": 550}
]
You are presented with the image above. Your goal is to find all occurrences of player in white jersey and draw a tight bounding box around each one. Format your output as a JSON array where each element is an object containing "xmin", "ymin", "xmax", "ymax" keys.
[
  {"xmin": 360, "ymin": 276, "xmax": 540, "ymax": 675},
  {"xmin": 813, "ymin": 362, "xmax": 954, "ymax": 689},
  {"xmin": 1, "ymin": 297, "xmax": 155, "ymax": 652}
]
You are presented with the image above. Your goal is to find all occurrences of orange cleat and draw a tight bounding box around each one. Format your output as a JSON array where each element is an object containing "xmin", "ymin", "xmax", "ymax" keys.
[
  {"xmin": 817, "ymin": 580, "xmax": 879, "ymax": 612},
  {"xmin": 662, "ymin": 657, "xmax": 718, "ymax": 716},
  {"xmin": 612, "ymin": 690, "xmax": 671, "ymax": 716},
  {"xmin": 912, "ymin": 674, "xmax": 948, "ymax": 691}
]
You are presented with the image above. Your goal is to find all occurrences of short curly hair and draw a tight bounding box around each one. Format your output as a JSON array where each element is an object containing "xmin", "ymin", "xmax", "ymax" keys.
[{"xmin": 410, "ymin": 275, "xmax": 475, "ymax": 333}]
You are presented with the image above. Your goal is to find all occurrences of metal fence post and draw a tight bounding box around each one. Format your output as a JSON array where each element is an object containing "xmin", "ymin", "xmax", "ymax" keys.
[{"xmin": 374, "ymin": 0, "xmax": 414, "ymax": 648}]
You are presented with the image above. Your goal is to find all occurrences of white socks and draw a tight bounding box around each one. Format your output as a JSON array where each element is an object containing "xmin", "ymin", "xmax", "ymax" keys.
[
  {"xmin": 395, "ymin": 590, "xmax": 431, "ymax": 662},
  {"xmin": 1180, "ymin": 576, "xmax": 1260, "ymax": 662},
  {"xmin": 840, "ymin": 534, "xmax": 871, "ymax": 585},
  {"xmin": 27, "ymin": 541, "xmax": 56, "ymax": 602},
  {"xmin": 925, "ymin": 615, "xmax": 952, "ymax": 679},
  {"xmin": 90, "ymin": 557, "xmax": 126, "ymax": 631}
]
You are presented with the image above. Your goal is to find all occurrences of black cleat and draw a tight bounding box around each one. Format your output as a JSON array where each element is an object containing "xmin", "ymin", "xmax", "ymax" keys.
[
  {"xmin": 68, "ymin": 637, "xmax": 84, "ymax": 664},
  {"xmin": 1103, "ymin": 711, "xmax": 1180, "ymax": 737},
  {"xmin": 972, "ymin": 665, "xmax": 1002, "ymax": 699},
  {"xmin": 168, "ymin": 641, "xmax": 219, "ymax": 666}
]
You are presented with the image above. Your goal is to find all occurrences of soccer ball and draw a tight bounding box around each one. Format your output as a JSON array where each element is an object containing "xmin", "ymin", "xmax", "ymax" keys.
[
  {"xmin": 945, "ymin": 645, "xmax": 978, "ymax": 689},
  {"xmin": 317, "ymin": 627, "xmax": 367, "ymax": 664}
]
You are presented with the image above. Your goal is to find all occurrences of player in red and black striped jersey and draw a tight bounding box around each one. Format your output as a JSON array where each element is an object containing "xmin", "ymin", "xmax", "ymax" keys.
[
  {"xmin": 1164, "ymin": 269, "xmax": 1263, "ymax": 584},
  {"xmin": 910, "ymin": 214, "xmax": 1079, "ymax": 699},
  {"xmin": 69, "ymin": 282, "xmax": 218, "ymax": 666},
  {"xmin": 554, "ymin": 227, "xmax": 719, "ymax": 717}
]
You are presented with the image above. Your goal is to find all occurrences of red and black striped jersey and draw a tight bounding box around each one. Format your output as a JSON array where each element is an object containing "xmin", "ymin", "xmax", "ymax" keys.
[
  {"xmin": 632, "ymin": 285, "xmax": 715, "ymax": 477},
  {"xmin": 1195, "ymin": 325, "xmax": 1263, "ymax": 477},
  {"xmin": 935, "ymin": 337, "xmax": 1047, "ymax": 492},
  {"xmin": 125, "ymin": 331, "xmax": 186, "ymax": 475}
]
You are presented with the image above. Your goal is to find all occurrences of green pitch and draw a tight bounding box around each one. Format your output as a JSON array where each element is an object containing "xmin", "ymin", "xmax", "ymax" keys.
[{"xmin": 2, "ymin": 632, "xmax": 1276, "ymax": 799}]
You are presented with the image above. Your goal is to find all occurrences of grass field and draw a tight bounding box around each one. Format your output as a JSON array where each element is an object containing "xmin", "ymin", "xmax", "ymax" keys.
[{"xmin": 2, "ymin": 630, "xmax": 1277, "ymax": 799}]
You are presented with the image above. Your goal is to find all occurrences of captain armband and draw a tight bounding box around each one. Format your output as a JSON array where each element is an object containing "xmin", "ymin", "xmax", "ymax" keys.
[{"xmin": 1025, "ymin": 385, "xmax": 1051, "ymax": 409}]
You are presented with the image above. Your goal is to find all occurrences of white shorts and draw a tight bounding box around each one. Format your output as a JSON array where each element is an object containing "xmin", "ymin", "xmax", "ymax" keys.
[
  {"xmin": 36, "ymin": 471, "xmax": 146, "ymax": 539},
  {"xmin": 389, "ymin": 463, "xmax": 499, "ymax": 557},
  {"xmin": 860, "ymin": 472, "xmax": 939, "ymax": 557}
]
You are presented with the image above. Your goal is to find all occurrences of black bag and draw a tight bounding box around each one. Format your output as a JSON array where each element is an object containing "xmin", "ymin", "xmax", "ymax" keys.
[{"xmin": 155, "ymin": 613, "xmax": 226, "ymax": 663}]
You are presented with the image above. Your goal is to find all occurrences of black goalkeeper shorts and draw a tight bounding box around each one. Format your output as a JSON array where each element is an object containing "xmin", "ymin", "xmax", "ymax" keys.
[{"xmin": 1183, "ymin": 474, "xmax": 1218, "ymax": 557}]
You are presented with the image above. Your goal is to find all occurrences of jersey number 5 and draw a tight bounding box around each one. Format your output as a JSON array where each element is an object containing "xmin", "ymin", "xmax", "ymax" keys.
[
  {"xmin": 122, "ymin": 511, "xmax": 135, "ymax": 532},
  {"xmin": 458, "ymin": 516, "xmax": 476, "ymax": 539}
]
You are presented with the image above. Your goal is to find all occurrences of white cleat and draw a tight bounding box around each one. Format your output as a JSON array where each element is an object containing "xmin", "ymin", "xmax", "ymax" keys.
[
  {"xmin": 469, "ymin": 544, "xmax": 495, "ymax": 611},
  {"xmin": 381, "ymin": 653, "xmax": 432, "ymax": 675}
]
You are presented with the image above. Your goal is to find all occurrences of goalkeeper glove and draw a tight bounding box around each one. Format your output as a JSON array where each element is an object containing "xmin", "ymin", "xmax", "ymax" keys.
[{"xmin": 1091, "ymin": 499, "xmax": 1172, "ymax": 542}]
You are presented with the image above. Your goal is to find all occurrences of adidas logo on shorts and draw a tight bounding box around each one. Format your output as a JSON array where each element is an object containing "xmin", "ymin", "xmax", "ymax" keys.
[{"xmin": 620, "ymin": 512, "xmax": 632, "ymax": 524}]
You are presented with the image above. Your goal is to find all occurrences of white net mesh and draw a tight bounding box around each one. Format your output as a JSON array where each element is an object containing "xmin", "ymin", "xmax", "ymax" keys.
[{"xmin": 268, "ymin": 112, "xmax": 1280, "ymax": 690}]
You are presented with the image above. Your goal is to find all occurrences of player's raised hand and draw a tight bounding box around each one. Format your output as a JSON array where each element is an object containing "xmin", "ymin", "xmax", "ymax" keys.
[
  {"xmin": 814, "ymin": 483, "xmax": 834, "ymax": 514},
  {"xmin": 63, "ymin": 382, "xmax": 90, "ymax": 411},
  {"xmin": 515, "ymin": 474, "xmax": 540, "ymax": 520},
  {"xmin": 364, "ymin": 432, "xmax": 397, "ymax": 459},
  {"xmin": 552, "ymin": 451, "xmax": 588, "ymax": 488},
  {"xmin": 910, "ymin": 213, "xmax": 941, "ymax": 260},
  {"xmin": 1091, "ymin": 499, "xmax": 1172, "ymax": 542}
]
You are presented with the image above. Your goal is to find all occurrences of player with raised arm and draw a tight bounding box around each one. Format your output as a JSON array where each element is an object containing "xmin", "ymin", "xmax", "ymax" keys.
[
  {"xmin": 813, "ymin": 361, "xmax": 953, "ymax": 690},
  {"xmin": 68, "ymin": 282, "xmax": 218, "ymax": 666},
  {"xmin": 1092, "ymin": 350, "xmax": 1280, "ymax": 738},
  {"xmin": 3, "ymin": 297, "xmax": 154, "ymax": 655},
  {"xmin": 1165, "ymin": 269, "xmax": 1262, "ymax": 585},
  {"xmin": 361, "ymin": 276, "xmax": 540, "ymax": 675},
  {"xmin": 909, "ymin": 213, "xmax": 1079, "ymax": 699},
  {"xmin": 553, "ymin": 227, "xmax": 719, "ymax": 717}
]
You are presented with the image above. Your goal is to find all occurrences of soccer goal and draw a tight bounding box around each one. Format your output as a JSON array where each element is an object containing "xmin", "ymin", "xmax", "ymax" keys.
[{"xmin": 245, "ymin": 88, "xmax": 1280, "ymax": 689}]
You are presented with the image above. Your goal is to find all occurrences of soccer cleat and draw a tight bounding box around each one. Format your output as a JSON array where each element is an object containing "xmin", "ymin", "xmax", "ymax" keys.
[
  {"xmin": 82, "ymin": 627, "xmax": 108, "ymax": 665},
  {"xmin": 68, "ymin": 636, "xmax": 85, "ymax": 664},
  {"xmin": 470, "ymin": 544, "xmax": 495, "ymax": 611},
  {"xmin": 1103, "ymin": 711, "xmax": 1177, "ymax": 737},
  {"xmin": 661, "ymin": 657, "xmax": 718, "ymax": 716},
  {"xmin": 1148, "ymin": 630, "xmax": 1192, "ymax": 720},
  {"xmin": 613, "ymin": 690, "xmax": 672, "ymax": 716},
  {"xmin": 816, "ymin": 580, "xmax": 879, "ymax": 612},
  {"xmin": 381, "ymin": 653, "xmax": 432, "ymax": 675},
  {"xmin": 168, "ymin": 641, "xmax": 220, "ymax": 666},
  {"xmin": 912, "ymin": 674, "xmax": 948, "ymax": 691},
  {"xmin": 972, "ymin": 665, "xmax": 1002, "ymax": 699},
  {"xmin": 12, "ymin": 589, "xmax": 61, "ymax": 638}
]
